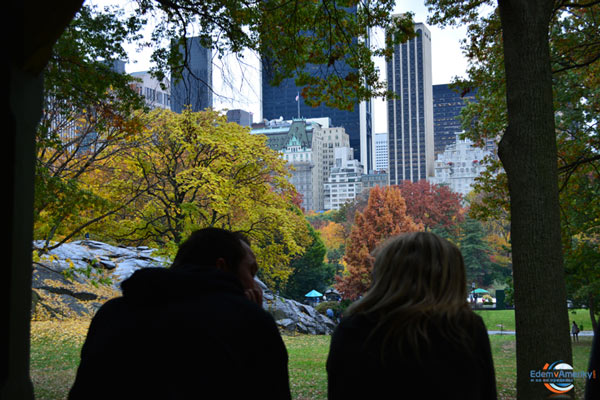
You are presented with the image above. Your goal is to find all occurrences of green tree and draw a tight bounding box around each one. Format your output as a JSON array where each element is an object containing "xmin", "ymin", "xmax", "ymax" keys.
[
  {"xmin": 458, "ymin": 217, "xmax": 505, "ymax": 286},
  {"xmin": 136, "ymin": 0, "xmax": 416, "ymax": 110},
  {"xmin": 279, "ymin": 224, "xmax": 335, "ymax": 302},
  {"xmin": 35, "ymin": 4, "xmax": 147, "ymax": 250}
]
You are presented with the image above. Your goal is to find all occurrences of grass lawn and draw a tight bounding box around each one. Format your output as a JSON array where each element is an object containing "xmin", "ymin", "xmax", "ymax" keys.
[
  {"xmin": 30, "ymin": 319, "xmax": 594, "ymax": 400},
  {"xmin": 475, "ymin": 308, "xmax": 594, "ymax": 332}
]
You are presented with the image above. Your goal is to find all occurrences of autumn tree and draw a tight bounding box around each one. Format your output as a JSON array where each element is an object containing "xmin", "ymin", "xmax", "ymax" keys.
[
  {"xmin": 396, "ymin": 179, "xmax": 464, "ymax": 233},
  {"xmin": 335, "ymin": 186, "xmax": 422, "ymax": 300},
  {"xmin": 35, "ymin": 4, "xmax": 147, "ymax": 250},
  {"xmin": 94, "ymin": 108, "xmax": 310, "ymax": 287}
]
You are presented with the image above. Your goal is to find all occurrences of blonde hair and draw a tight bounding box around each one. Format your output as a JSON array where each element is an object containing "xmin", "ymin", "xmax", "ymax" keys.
[{"xmin": 346, "ymin": 231, "xmax": 475, "ymax": 362}]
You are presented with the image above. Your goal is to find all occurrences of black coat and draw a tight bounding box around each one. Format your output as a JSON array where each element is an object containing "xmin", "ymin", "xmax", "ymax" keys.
[
  {"xmin": 326, "ymin": 312, "xmax": 497, "ymax": 400},
  {"xmin": 69, "ymin": 265, "xmax": 291, "ymax": 400}
]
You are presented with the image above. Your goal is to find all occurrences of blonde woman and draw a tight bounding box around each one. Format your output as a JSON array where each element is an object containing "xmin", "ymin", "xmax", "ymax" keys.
[{"xmin": 326, "ymin": 232, "xmax": 497, "ymax": 399}]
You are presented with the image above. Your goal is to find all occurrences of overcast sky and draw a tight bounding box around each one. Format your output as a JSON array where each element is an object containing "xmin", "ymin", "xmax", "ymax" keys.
[{"xmin": 102, "ymin": 0, "xmax": 471, "ymax": 131}]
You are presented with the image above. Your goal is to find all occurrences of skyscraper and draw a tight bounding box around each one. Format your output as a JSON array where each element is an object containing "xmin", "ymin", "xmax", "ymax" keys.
[
  {"xmin": 386, "ymin": 21, "xmax": 434, "ymax": 184},
  {"xmin": 261, "ymin": 51, "xmax": 372, "ymax": 171},
  {"xmin": 170, "ymin": 37, "xmax": 213, "ymax": 113},
  {"xmin": 432, "ymin": 84, "xmax": 477, "ymax": 156}
]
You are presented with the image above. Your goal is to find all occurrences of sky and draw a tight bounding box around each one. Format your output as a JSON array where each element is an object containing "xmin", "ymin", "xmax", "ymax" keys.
[{"xmin": 97, "ymin": 0, "xmax": 471, "ymax": 131}]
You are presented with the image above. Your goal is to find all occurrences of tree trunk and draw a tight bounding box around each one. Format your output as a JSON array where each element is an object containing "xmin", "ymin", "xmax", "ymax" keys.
[
  {"xmin": 589, "ymin": 295, "xmax": 597, "ymax": 332},
  {"xmin": 497, "ymin": 0, "xmax": 573, "ymax": 398}
]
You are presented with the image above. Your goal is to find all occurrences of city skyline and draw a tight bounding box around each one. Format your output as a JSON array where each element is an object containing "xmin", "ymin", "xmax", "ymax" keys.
[{"xmin": 116, "ymin": 1, "xmax": 470, "ymax": 134}]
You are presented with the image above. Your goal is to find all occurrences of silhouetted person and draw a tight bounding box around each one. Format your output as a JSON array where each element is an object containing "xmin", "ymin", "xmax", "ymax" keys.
[
  {"xmin": 572, "ymin": 321, "xmax": 580, "ymax": 343},
  {"xmin": 585, "ymin": 323, "xmax": 599, "ymax": 400},
  {"xmin": 69, "ymin": 228, "xmax": 291, "ymax": 400},
  {"xmin": 327, "ymin": 232, "xmax": 497, "ymax": 400}
]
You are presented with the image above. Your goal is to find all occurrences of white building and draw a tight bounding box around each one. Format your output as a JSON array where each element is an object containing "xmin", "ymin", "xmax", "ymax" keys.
[
  {"xmin": 324, "ymin": 147, "xmax": 364, "ymax": 210},
  {"xmin": 130, "ymin": 71, "xmax": 171, "ymax": 110},
  {"xmin": 373, "ymin": 132, "xmax": 389, "ymax": 172},
  {"xmin": 428, "ymin": 133, "xmax": 493, "ymax": 197},
  {"xmin": 316, "ymin": 125, "xmax": 351, "ymax": 186}
]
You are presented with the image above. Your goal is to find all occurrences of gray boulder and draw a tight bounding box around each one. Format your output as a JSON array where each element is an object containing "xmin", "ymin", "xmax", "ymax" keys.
[
  {"xmin": 258, "ymin": 280, "xmax": 335, "ymax": 335},
  {"xmin": 32, "ymin": 240, "xmax": 335, "ymax": 335}
]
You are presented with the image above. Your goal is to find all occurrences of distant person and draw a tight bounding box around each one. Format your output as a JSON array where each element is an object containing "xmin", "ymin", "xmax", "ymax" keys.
[
  {"xmin": 327, "ymin": 232, "xmax": 497, "ymax": 399},
  {"xmin": 572, "ymin": 321, "xmax": 580, "ymax": 343},
  {"xmin": 585, "ymin": 323, "xmax": 599, "ymax": 400},
  {"xmin": 326, "ymin": 308, "xmax": 335, "ymax": 319},
  {"xmin": 69, "ymin": 228, "xmax": 291, "ymax": 400}
]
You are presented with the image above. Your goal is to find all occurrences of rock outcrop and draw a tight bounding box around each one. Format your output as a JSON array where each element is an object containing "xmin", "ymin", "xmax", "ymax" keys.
[{"xmin": 31, "ymin": 240, "xmax": 334, "ymax": 334}]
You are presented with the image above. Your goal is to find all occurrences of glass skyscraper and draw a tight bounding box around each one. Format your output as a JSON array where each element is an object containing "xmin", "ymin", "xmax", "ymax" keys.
[
  {"xmin": 170, "ymin": 37, "xmax": 213, "ymax": 113},
  {"xmin": 386, "ymin": 21, "xmax": 434, "ymax": 184},
  {"xmin": 432, "ymin": 84, "xmax": 477, "ymax": 156},
  {"xmin": 261, "ymin": 57, "xmax": 373, "ymax": 171}
]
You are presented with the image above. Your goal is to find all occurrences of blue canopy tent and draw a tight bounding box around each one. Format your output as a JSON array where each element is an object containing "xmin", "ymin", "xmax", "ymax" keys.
[
  {"xmin": 304, "ymin": 290, "xmax": 323, "ymax": 305},
  {"xmin": 305, "ymin": 290, "xmax": 323, "ymax": 297}
]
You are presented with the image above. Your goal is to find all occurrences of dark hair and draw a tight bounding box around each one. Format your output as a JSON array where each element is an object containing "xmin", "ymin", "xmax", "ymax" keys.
[
  {"xmin": 346, "ymin": 231, "xmax": 475, "ymax": 363},
  {"xmin": 170, "ymin": 228, "xmax": 249, "ymax": 272}
]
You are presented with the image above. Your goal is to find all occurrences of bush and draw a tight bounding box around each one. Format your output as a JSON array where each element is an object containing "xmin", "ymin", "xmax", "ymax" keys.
[{"xmin": 315, "ymin": 301, "xmax": 343, "ymax": 317}]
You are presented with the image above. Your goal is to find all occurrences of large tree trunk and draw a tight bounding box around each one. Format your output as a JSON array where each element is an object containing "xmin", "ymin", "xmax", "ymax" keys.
[{"xmin": 498, "ymin": 0, "xmax": 573, "ymax": 398}]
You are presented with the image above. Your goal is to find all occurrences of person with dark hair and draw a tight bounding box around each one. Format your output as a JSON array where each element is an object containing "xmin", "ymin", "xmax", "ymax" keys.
[
  {"xmin": 327, "ymin": 231, "xmax": 497, "ymax": 400},
  {"xmin": 69, "ymin": 227, "xmax": 290, "ymax": 400}
]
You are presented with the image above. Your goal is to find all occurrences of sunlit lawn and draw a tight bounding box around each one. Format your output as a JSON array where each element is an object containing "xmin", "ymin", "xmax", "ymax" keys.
[
  {"xmin": 475, "ymin": 308, "xmax": 594, "ymax": 333},
  {"xmin": 30, "ymin": 319, "xmax": 593, "ymax": 400}
]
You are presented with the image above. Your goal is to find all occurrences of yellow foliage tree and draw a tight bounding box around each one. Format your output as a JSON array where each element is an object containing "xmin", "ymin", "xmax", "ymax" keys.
[{"xmin": 91, "ymin": 108, "xmax": 310, "ymax": 286}]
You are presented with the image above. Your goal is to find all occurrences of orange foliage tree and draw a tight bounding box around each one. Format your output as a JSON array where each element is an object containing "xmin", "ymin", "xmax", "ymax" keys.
[{"xmin": 335, "ymin": 186, "xmax": 422, "ymax": 300}]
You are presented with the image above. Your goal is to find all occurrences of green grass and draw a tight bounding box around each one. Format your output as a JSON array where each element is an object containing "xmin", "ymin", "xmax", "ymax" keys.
[
  {"xmin": 475, "ymin": 308, "xmax": 594, "ymax": 332},
  {"xmin": 30, "ymin": 320, "xmax": 594, "ymax": 400}
]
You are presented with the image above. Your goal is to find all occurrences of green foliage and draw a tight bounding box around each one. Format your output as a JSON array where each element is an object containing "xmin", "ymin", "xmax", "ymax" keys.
[
  {"xmin": 315, "ymin": 301, "xmax": 343, "ymax": 317},
  {"xmin": 35, "ymin": 4, "xmax": 147, "ymax": 249},
  {"xmin": 458, "ymin": 217, "xmax": 508, "ymax": 287},
  {"xmin": 134, "ymin": 0, "xmax": 417, "ymax": 110},
  {"xmin": 279, "ymin": 224, "xmax": 335, "ymax": 301},
  {"xmin": 91, "ymin": 108, "xmax": 310, "ymax": 287}
]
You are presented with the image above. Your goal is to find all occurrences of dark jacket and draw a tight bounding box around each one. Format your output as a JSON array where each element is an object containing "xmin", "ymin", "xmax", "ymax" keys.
[
  {"xmin": 69, "ymin": 265, "xmax": 291, "ymax": 400},
  {"xmin": 326, "ymin": 312, "xmax": 497, "ymax": 400}
]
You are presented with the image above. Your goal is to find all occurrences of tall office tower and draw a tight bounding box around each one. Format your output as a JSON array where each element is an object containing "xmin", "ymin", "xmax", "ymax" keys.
[
  {"xmin": 432, "ymin": 84, "xmax": 477, "ymax": 156},
  {"xmin": 261, "ymin": 34, "xmax": 373, "ymax": 170},
  {"xmin": 170, "ymin": 37, "xmax": 213, "ymax": 113},
  {"xmin": 386, "ymin": 21, "xmax": 434, "ymax": 184}
]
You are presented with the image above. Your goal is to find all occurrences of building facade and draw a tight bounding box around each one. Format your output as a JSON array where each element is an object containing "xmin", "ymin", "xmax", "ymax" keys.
[
  {"xmin": 428, "ymin": 133, "xmax": 492, "ymax": 197},
  {"xmin": 130, "ymin": 71, "xmax": 171, "ymax": 110},
  {"xmin": 317, "ymin": 125, "xmax": 351, "ymax": 187},
  {"xmin": 252, "ymin": 118, "xmax": 325, "ymax": 211},
  {"xmin": 261, "ymin": 60, "xmax": 372, "ymax": 171},
  {"xmin": 373, "ymin": 132, "xmax": 389, "ymax": 172},
  {"xmin": 324, "ymin": 147, "xmax": 364, "ymax": 211},
  {"xmin": 170, "ymin": 37, "xmax": 213, "ymax": 113},
  {"xmin": 386, "ymin": 21, "xmax": 434, "ymax": 184},
  {"xmin": 226, "ymin": 109, "xmax": 253, "ymax": 127},
  {"xmin": 432, "ymin": 84, "xmax": 477, "ymax": 156}
]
